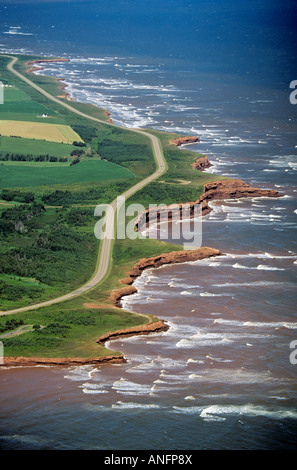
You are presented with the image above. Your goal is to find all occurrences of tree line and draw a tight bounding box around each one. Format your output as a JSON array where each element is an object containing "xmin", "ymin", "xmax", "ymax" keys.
[
  {"xmin": 0, "ymin": 152, "xmax": 68, "ymax": 162},
  {"xmin": 1, "ymin": 189, "xmax": 35, "ymax": 203}
]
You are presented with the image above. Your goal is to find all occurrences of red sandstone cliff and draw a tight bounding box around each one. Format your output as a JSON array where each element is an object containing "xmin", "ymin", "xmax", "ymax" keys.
[
  {"xmin": 96, "ymin": 318, "xmax": 169, "ymax": 345},
  {"xmin": 111, "ymin": 247, "xmax": 222, "ymax": 307},
  {"xmin": 2, "ymin": 354, "xmax": 125, "ymax": 367},
  {"xmin": 26, "ymin": 58, "xmax": 70, "ymax": 66},
  {"xmin": 191, "ymin": 155, "xmax": 213, "ymax": 171},
  {"xmin": 134, "ymin": 178, "xmax": 280, "ymax": 230},
  {"xmin": 197, "ymin": 179, "xmax": 280, "ymax": 215},
  {"xmin": 169, "ymin": 135, "xmax": 199, "ymax": 146},
  {"xmin": 105, "ymin": 247, "xmax": 222, "ymax": 343},
  {"xmin": 26, "ymin": 58, "xmax": 70, "ymax": 74}
]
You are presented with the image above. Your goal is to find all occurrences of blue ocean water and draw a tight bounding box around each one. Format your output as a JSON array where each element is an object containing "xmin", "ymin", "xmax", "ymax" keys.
[{"xmin": 0, "ymin": 0, "xmax": 297, "ymax": 451}]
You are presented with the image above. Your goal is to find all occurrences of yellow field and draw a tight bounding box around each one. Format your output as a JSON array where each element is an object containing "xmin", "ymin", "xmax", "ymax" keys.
[{"xmin": 0, "ymin": 120, "xmax": 83, "ymax": 144}]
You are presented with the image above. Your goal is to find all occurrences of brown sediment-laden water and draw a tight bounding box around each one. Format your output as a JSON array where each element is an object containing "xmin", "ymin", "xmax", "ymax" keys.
[{"xmin": 0, "ymin": 1, "xmax": 296, "ymax": 450}]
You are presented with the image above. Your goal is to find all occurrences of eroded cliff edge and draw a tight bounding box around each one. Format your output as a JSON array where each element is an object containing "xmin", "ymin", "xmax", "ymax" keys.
[
  {"xmin": 3, "ymin": 354, "xmax": 125, "ymax": 367},
  {"xmin": 102, "ymin": 247, "xmax": 222, "ymax": 346},
  {"xmin": 191, "ymin": 155, "xmax": 213, "ymax": 171},
  {"xmin": 110, "ymin": 247, "xmax": 222, "ymax": 306},
  {"xmin": 134, "ymin": 178, "xmax": 280, "ymax": 230},
  {"xmin": 169, "ymin": 135, "xmax": 199, "ymax": 146}
]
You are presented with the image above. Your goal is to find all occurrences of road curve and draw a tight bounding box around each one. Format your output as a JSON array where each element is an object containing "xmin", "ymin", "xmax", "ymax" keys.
[{"xmin": 0, "ymin": 55, "xmax": 167, "ymax": 316}]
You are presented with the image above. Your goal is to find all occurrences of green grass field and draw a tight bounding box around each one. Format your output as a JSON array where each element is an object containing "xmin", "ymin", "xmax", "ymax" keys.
[
  {"xmin": 0, "ymin": 159, "xmax": 135, "ymax": 189},
  {"xmin": 0, "ymin": 305, "xmax": 148, "ymax": 357},
  {"xmin": 0, "ymin": 135, "xmax": 78, "ymax": 157}
]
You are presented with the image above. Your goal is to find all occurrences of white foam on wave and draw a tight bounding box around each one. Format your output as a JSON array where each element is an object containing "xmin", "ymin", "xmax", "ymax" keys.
[
  {"xmin": 187, "ymin": 358, "xmax": 205, "ymax": 364},
  {"xmin": 127, "ymin": 356, "xmax": 186, "ymax": 374},
  {"xmin": 231, "ymin": 262, "xmax": 284, "ymax": 271},
  {"xmin": 172, "ymin": 404, "xmax": 297, "ymax": 421},
  {"xmin": 256, "ymin": 252, "xmax": 297, "ymax": 260},
  {"xmin": 4, "ymin": 26, "xmax": 34, "ymax": 36},
  {"xmin": 167, "ymin": 368, "xmax": 280, "ymax": 390},
  {"xmin": 158, "ymin": 371, "xmax": 191, "ymax": 384},
  {"xmin": 206, "ymin": 354, "xmax": 233, "ymax": 363},
  {"xmin": 212, "ymin": 281, "xmax": 289, "ymax": 288},
  {"xmin": 64, "ymin": 365, "xmax": 97, "ymax": 382},
  {"xmin": 80, "ymin": 382, "xmax": 109, "ymax": 394},
  {"xmin": 112, "ymin": 378, "xmax": 152, "ymax": 396},
  {"xmin": 199, "ymin": 292, "xmax": 231, "ymax": 297},
  {"xmin": 168, "ymin": 281, "xmax": 178, "ymax": 287},
  {"xmin": 232, "ymin": 263, "xmax": 251, "ymax": 269},
  {"xmin": 213, "ymin": 318, "xmax": 297, "ymax": 329},
  {"xmin": 112, "ymin": 401, "xmax": 160, "ymax": 410},
  {"xmin": 176, "ymin": 331, "xmax": 235, "ymax": 348},
  {"xmin": 82, "ymin": 388, "xmax": 108, "ymax": 394},
  {"xmin": 180, "ymin": 290, "xmax": 193, "ymax": 296},
  {"xmin": 256, "ymin": 264, "xmax": 285, "ymax": 271},
  {"xmin": 288, "ymin": 162, "xmax": 297, "ymax": 170}
]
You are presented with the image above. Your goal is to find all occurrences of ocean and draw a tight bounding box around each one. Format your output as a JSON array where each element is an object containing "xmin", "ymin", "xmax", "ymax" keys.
[{"xmin": 0, "ymin": 0, "xmax": 297, "ymax": 450}]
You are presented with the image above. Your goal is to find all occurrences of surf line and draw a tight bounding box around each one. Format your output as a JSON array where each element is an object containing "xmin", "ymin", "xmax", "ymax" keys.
[{"xmin": 0, "ymin": 55, "xmax": 282, "ymax": 368}]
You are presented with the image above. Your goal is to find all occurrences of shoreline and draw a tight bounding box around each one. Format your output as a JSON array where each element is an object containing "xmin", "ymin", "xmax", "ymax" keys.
[
  {"xmin": 169, "ymin": 135, "xmax": 199, "ymax": 146},
  {"xmin": 1, "ymin": 248, "xmax": 222, "ymax": 367},
  {"xmin": 134, "ymin": 178, "xmax": 281, "ymax": 231},
  {"xmin": 26, "ymin": 57, "xmax": 115, "ymax": 122},
  {"xmin": 111, "ymin": 247, "xmax": 222, "ymax": 306},
  {"xmin": 0, "ymin": 55, "xmax": 280, "ymax": 368},
  {"xmin": 2, "ymin": 354, "xmax": 126, "ymax": 367},
  {"xmin": 95, "ymin": 318, "xmax": 169, "ymax": 346}
]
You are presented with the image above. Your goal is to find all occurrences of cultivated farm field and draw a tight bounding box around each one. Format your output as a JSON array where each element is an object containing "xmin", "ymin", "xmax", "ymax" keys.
[
  {"xmin": 0, "ymin": 159, "xmax": 135, "ymax": 188},
  {"xmin": 0, "ymin": 120, "xmax": 83, "ymax": 144}
]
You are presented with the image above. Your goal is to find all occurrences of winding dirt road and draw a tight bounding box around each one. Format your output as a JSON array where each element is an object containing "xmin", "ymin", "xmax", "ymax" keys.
[{"xmin": 0, "ymin": 55, "xmax": 167, "ymax": 316}]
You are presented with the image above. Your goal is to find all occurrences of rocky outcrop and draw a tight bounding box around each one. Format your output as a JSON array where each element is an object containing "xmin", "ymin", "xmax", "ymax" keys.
[
  {"xmin": 169, "ymin": 135, "xmax": 199, "ymax": 146},
  {"xmin": 106, "ymin": 247, "xmax": 222, "ymax": 344},
  {"xmin": 110, "ymin": 285, "xmax": 138, "ymax": 307},
  {"xmin": 54, "ymin": 78, "xmax": 75, "ymax": 101},
  {"xmin": 96, "ymin": 318, "xmax": 169, "ymax": 345},
  {"xmin": 134, "ymin": 178, "xmax": 281, "ymax": 230},
  {"xmin": 133, "ymin": 202, "xmax": 196, "ymax": 233},
  {"xmin": 26, "ymin": 59, "xmax": 75, "ymax": 102},
  {"xmin": 2, "ymin": 354, "xmax": 125, "ymax": 367},
  {"xmin": 191, "ymin": 155, "xmax": 213, "ymax": 171},
  {"xmin": 26, "ymin": 58, "xmax": 70, "ymax": 66},
  {"xmin": 26, "ymin": 58, "xmax": 70, "ymax": 74},
  {"xmin": 112, "ymin": 247, "xmax": 222, "ymax": 304},
  {"xmin": 105, "ymin": 110, "xmax": 114, "ymax": 124},
  {"xmin": 197, "ymin": 179, "xmax": 280, "ymax": 215}
]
